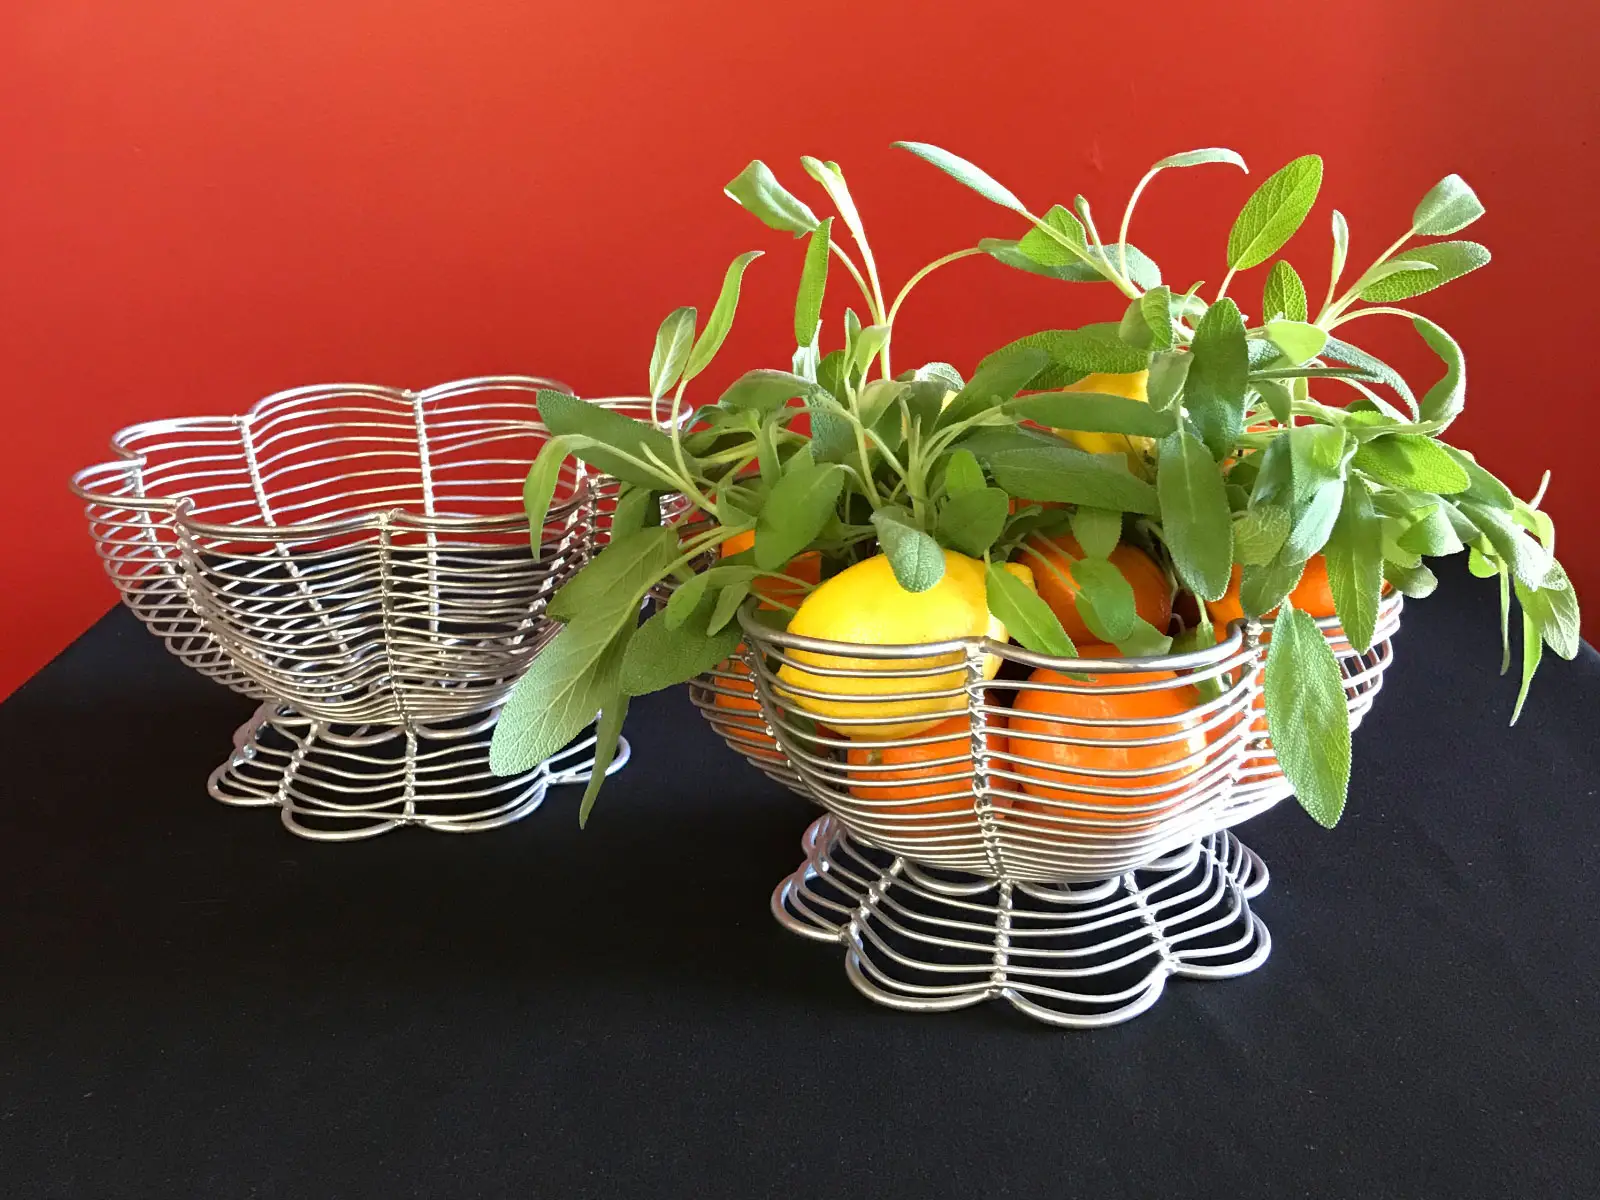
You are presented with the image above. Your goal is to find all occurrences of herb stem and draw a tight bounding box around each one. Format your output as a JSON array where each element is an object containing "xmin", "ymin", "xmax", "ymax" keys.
[
  {"xmin": 827, "ymin": 243, "xmax": 882, "ymax": 324},
  {"xmin": 1215, "ymin": 266, "xmax": 1238, "ymax": 304},
  {"xmin": 888, "ymin": 247, "xmax": 985, "ymax": 325},
  {"xmin": 1327, "ymin": 305, "xmax": 1423, "ymax": 329}
]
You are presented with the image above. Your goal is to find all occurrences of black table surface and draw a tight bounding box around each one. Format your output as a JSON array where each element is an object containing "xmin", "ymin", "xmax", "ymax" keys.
[{"xmin": 3, "ymin": 561, "xmax": 1597, "ymax": 1199}]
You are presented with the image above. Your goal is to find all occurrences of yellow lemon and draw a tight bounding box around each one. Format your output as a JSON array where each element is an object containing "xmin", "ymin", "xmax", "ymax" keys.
[
  {"xmin": 777, "ymin": 550, "xmax": 1034, "ymax": 740},
  {"xmin": 1052, "ymin": 370, "xmax": 1154, "ymax": 476}
]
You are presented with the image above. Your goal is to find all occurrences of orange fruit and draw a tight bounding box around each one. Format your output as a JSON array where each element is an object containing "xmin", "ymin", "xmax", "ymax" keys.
[
  {"xmin": 1003, "ymin": 646, "xmax": 1208, "ymax": 824},
  {"xmin": 718, "ymin": 529, "xmax": 820, "ymax": 609},
  {"xmin": 709, "ymin": 657, "xmax": 783, "ymax": 762},
  {"xmin": 1206, "ymin": 555, "xmax": 1379, "ymax": 638},
  {"xmin": 1017, "ymin": 533, "xmax": 1172, "ymax": 644},
  {"xmin": 845, "ymin": 716, "xmax": 1005, "ymax": 838}
]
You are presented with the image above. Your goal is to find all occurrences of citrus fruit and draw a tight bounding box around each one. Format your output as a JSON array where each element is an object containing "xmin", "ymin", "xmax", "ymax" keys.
[
  {"xmin": 709, "ymin": 657, "xmax": 783, "ymax": 761},
  {"xmin": 1017, "ymin": 533, "xmax": 1172, "ymax": 644},
  {"xmin": 777, "ymin": 550, "xmax": 1034, "ymax": 741},
  {"xmin": 1050, "ymin": 371, "xmax": 1153, "ymax": 475},
  {"xmin": 1003, "ymin": 646, "xmax": 1209, "ymax": 825},
  {"xmin": 844, "ymin": 716, "xmax": 1004, "ymax": 838},
  {"xmin": 718, "ymin": 529, "xmax": 821, "ymax": 609}
]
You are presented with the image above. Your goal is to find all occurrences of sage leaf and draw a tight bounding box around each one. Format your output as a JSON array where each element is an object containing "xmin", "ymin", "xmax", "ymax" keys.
[
  {"xmin": 1186, "ymin": 298, "xmax": 1249, "ymax": 460},
  {"xmin": 872, "ymin": 507, "xmax": 946, "ymax": 592},
  {"xmin": 800, "ymin": 157, "xmax": 865, "ymax": 244},
  {"xmin": 1070, "ymin": 557, "xmax": 1138, "ymax": 641},
  {"xmin": 942, "ymin": 448, "xmax": 986, "ymax": 495},
  {"xmin": 915, "ymin": 361, "xmax": 965, "ymax": 389},
  {"xmin": 523, "ymin": 433, "xmax": 586, "ymax": 551},
  {"xmin": 1511, "ymin": 605, "xmax": 1542, "ymax": 725},
  {"xmin": 578, "ymin": 690, "xmax": 631, "ymax": 825},
  {"xmin": 936, "ymin": 487, "xmax": 1009, "ymax": 558},
  {"xmin": 649, "ymin": 307, "xmax": 698, "ymax": 401},
  {"xmin": 1517, "ymin": 561, "xmax": 1582, "ymax": 660},
  {"xmin": 1233, "ymin": 504, "xmax": 1291, "ymax": 566},
  {"xmin": 1413, "ymin": 173, "xmax": 1485, "ymax": 237},
  {"xmin": 622, "ymin": 601, "xmax": 743, "ymax": 697},
  {"xmin": 1384, "ymin": 560, "xmax": 1438, "ymax": 598},
  {"xmin": 985, "ymin": 562, "xmax": 1075, "ymax": 657},
  {"xmin": 975, "ymin": 327, "xmax": 1148, "ymax": 392},
  {"xmin": 892, "ymin": 141, "xmax": 1027, "ymax": 213},
  {"xmin": 1320, "ymin": 338, "xmax": 1418, "ymax": 415},
  {"xmin": 1358, "ymin": 241, "xmax": 1490, "ymax": 303},
  {"xmin": 1414, "ymin": 318, "xmax": 1465, "ymax": 427},
  {"xmin": 724, "ymin": 160, "xmax": 819, "ymax": 235},
  {"xmin": 609, "ymin": 485, "xmax": 660, "ymax": 541},
  {"xmin": 983, "ymin": 443, "xmax": 1160, "ymax": 514},
  {"xmin": 1262, "ymin": 261, "xmax": 1308, "ymax": 322},
  {"xmin": 753, "ymin": 462, "xmax": 845, "ymax": 570},
  {"xmin": 1351, "ymin": 435, "xmax": 1470, "ymax": 494},
  {"xmin": 1459, "ymin": 502, "xmax": 1552, "ymax": 590},
  {"xmin": 718, "ymin": 369, "xmax": 812, "ymax": 417},
  {"xmin": 1325, "ymin": 477, "xmax": 1384, "ymax": 652},
  {"xmin": 1018, "ymin": 204, "xmax": 1088, "ymax": 266},
  {"xmin": 537, "ymin": 391, "xmax": 681, "ymax": 490},
  {"xmin": 1290, "ymin": 424, "xmax": 1350, "ymax": 502},
  {"xmin": 1150, "ymin": 147, "xmax": 1248, "ymax": 172},
  {"xmin": 489, "ymin": 620, "xmax": 633, "ymax": 775},
  {"xmin": 708, "ymin": 581, "xmax": 751, "ymax": 634},
  {"xmin": 1157, "ymin": 429, "xmax": 1233, "ymax": 600},
  {"xmin": 1071, "ymin": 506, "xmax": 1123, "ymax": 559},
  {"xmin": 939, "ymin": 346, "xmax": 1051, "ymax": 428},
  {"xmin": 1330, "ymin": 210, "xmax": 1350, "ymax": 296},
  {"xmin": 1266, "ymin": 319, "xmax": 1327, "ymax": 365},
  {"xmin": 1227, "ymin": 154, "xmax": 1324, "ymax": 270},
  {"xmin": 1284, "ymin": 479, "xmax": 1344, "ymax": 562},
  {"xmin": 1241, "ymin": 558, "xmax": 1306, "ymax": 617},
  {"xmin": 1147, "ymin": 351, "xmax": 1190, "ymax": 411},
  {"xmin": 549, "ymin": 527, "xmax": 679, "ymax": 624},
  {"xmin": 682, "ymin": 251, "xmax": 763, "ymax": 383},
  {"xmin": 1007, "ymin": 392, "xmax": 1176, "ymax": 439},
  {"xmin": 794, "ymin": 217, "xmax": 833, "ymax": 347},
  {"xmin": 1264, "ymin": 602, "xmax": 1352, "ymax": 827}
]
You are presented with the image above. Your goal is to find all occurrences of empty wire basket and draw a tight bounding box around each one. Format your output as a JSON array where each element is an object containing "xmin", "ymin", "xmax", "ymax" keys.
[
  {"xmin": 691, "ymin": 594, "xmax": 1402, "ymax": 1026},
  {"xmin": 72, "ymin": 375, "xmax": 630, "ymax": 840}
]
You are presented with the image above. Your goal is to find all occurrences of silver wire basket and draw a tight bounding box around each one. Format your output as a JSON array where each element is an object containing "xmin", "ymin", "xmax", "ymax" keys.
[
  {"xmin": 691, "ymin": 593, "xmax": 1402, "ymax": 1025},
  {"xmin": 71, "ymin": 376, "xmax": 634, "ymax": 840}
]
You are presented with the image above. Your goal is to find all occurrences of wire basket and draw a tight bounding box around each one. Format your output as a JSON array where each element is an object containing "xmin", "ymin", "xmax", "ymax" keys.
[
  {"xmin": 691, "ymin": 590, "xmax": 1403, "ymax": 1025},
  {"xmin": 71, "ymin": 376, "xmax": 635, "ymax": 840}
]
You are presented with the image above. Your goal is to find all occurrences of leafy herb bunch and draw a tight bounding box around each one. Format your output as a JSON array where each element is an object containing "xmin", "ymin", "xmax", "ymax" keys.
[{"xmin": 490, "ymin": 142, "xmax": 1580, "ymax": 828}]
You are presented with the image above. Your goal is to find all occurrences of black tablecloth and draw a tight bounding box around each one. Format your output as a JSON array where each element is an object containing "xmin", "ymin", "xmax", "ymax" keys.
[{"xmin": 3, "ymin": 561, "xmax": 1597, "ymax": 1199}]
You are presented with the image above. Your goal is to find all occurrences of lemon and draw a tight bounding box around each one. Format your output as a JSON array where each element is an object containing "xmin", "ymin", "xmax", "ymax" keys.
[
  {"xmin": 1052, "ymin": 370, "xmax": 1153, "ymax": 476},
  {"xmin": 776, "ymin": 550, "xmax": 1034, "ymax": 740}
]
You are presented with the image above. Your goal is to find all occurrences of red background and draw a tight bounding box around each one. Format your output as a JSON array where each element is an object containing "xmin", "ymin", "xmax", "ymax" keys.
[{"xmin": 2, "ymin": 0, "xmax": 1595, "ymax": 700}]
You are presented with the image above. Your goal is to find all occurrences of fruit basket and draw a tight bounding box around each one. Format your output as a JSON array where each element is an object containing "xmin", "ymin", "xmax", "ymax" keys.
[{"xmin": 71, "ymin": 375, "xmax": 632, "ymax": 839}]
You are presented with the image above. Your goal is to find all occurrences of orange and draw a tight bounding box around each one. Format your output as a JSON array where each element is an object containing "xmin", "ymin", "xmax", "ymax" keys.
[
  {"xmin": 709, "ymin": 657, "xmax": 784, "ymax": 762},
  {"xmin": 845, "ymin": 716, "xmax": 1005, "ymax": 838},
  {"xmin": 1206, "ymin": 555, "xmax": 1374, "ymax": 638},
  {"xmin": 1003, "ymin": 646, "xmax": 1208, "ymax": 825},
  {"xmin": 1017, "ymin": 533, "xmax": 1172, "ymax": 644},
  {"xmin": 719, "ymin": 529, "xmax": 821, "ymax": 609}
]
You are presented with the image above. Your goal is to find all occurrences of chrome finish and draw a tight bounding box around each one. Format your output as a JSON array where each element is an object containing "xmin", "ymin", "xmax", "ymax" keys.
[{"xmin": 72, "ymin": 377, "xmax": 643, "ymax": 839}]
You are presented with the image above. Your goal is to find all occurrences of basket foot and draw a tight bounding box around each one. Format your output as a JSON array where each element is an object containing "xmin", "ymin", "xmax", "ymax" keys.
[
  {"xmin": 207, "ymin": 702, "xmax": 629, "ymax": 841},
  {"xmin": 773, "ymin": 817, "xmax": 1270, "ymax": 1028}
]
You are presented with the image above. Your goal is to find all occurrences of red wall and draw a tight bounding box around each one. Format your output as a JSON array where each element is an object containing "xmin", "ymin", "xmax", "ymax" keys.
[{"xmin": 2, "ymin": 0, "xmax": 1595, "ymax": 699}]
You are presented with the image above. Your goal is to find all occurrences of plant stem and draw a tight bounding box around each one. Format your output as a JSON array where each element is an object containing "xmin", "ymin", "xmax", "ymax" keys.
[
  {"xmin": 1327, "ymin": 305, "xmax": 1423, "ymax": 329},
  {"xmin": 828, "ymin": 243, "xmax": 882, "ymax": 324},
  {"xmin": 665, "ymin": 379, "xmax": 714, "ymax": 512},
  {"xmin": 1116, "ymin": 167, "xmax": 1162, "ymax": 284},
  {"xmin": 1215, "ymin": 266, "xmax": 1238, "ymax": 304},
  {"xmin": 888, "ymin": 247, "xmax": 985, "ymax": 325},
  {"xmin": 1021, "ymin": 206, "xmax": 1139, "ymax": 299},
  {"xmin": 1318, "ymin": 225, "xmax": 1416, "ymax": 325}
]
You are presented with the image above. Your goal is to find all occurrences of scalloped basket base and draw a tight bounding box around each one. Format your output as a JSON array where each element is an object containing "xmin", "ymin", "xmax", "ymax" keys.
[
  {"xmin": 774, "ymin": 816, "xmax": 1270, "ymax": 1028},
  {"xmin": 208, "ymin": 701, "xmax": 627, "ymax": 841}
]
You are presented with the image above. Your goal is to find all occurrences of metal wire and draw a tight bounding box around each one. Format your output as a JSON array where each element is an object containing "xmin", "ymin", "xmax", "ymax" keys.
[{"xmin": 71, "ymin": 377, "xmax": 644, "ymax": 839}]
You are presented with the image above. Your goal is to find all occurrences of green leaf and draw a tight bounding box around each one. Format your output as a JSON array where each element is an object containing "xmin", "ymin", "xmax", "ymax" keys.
[
  {"xmin": 1234, "ymin": 503, "xmax": 1291, "ymax": 566},
  {"xmin": 549, "ymin": 527, "xmax": 679, "ymax": 624},
  {"xmin": 871, "ymin": 507, "xmax": 946, "ymax": 592},
  {"xmin": 1007, "ymin": 392, "xmax": 1176, "ymax": 438},
  {"xmin": 848, "ymin": 324, "xmax": 892, "ymax": 380},
  {"xmin": 490, "ymin": 618, "xmax": 632, "ymax": 775},
  {"xmin": 718, "ymin": 369, "xmax": 811, "ymax": 416},
  {"xmin": 1262, "ymin": 261, "xmax": 1308, "ymax": 322},
  {"xmin": 1497, "ymin": 562, "xmax": 1512, "ymax": 673},
  {"xmin": 609, "ymin": 485, "xmax": 660, "ymax": 541},
  {"xmin": 1241, "ymin": 558, "xmax": 1306, "ymax": 617},
  {"xmin": 622, "ymin": 601, "xmax": 743, "ymax": 697},
  {"xmin": 936, "ymin": 487, "xmax": 1009, "ymax": 558},
  {"xmin": 1518, "ymin": 561, "xmax": 1582, "ymax": 660},
  {"xmin": 1384, "ymin": 560, "xmax": 1438, "ymax": 598},
  {"xmin": 1264, "ymin": 602, "xmax": 1352, "ymax": 827},
  {"xmin": 1329, "ymin": 210, "xmax": 1350, "ymax": 296},
  {"xmin": 983, "ymin": 442, "xmax": 1160, "ymax": 514},
  {"xmin": 1460, "ymin": 502, "xmax": 1553, "ymax": 590},
  {"xmin": 1146, "ymin": 351, "xmax": 1190, "ymax": 412},
  {"xmin": 1511, "ymin": 605, "xmax": 1542, "ymax": 725},
  {"xmin": 682, "ymin": 251, "xmax": 763, "ymax": 384},
  {"xmin": 1257, "ymin": 379, "xmax": 1293, "ymax": 425},
  {"xmin": 1350, "ymin": 258, "xmax": 1439, "ymax": 292},
  {"xmin": 981, "ymin": 238, "xmax": 1161, "ymax": 288},
  {"xmin": 1413, "ymin": 173, "xmax": 1485, "ymax": 237},
  {"xmin": 1358, "ymin": 241, "xmax": 1490, "ymax": 303},
  {"xmin": 1156, "ymin": 429, "xmax": 1233, "ymax": 600},
  {"xmin": 939, "ymin": 346, "xmax": 1051, "ymax": 428},
  {"xmin": 976, "ymin": 327, "xmax": 1148, "ymax": 391},
  {"xmin": 648, "ymin": 307, "xmax": 698, "ymax": 402},
  {"xmin": 1414, "ymin": 318, "xmax": 1465, "ymax": 427},
  {"xmin": 577, "ymin": 690, "xmax": 630, "ymax": 826},
  {"xmin": 806, "ymin": 392, "xmax": 857, "ymax": 464},
  {"xmin": 1070, "ymin": 557, "xmax": 1139, "ymax": 641},
  {"xmin": 1071, "ymin": 506, "xmax": 1122, "ymax": 559},
  {"xmin": 1467, "ymin": 545, "xmax": 1498, "ymax": 579},
  {"xmin": 537, "ymin": 391, "xmax": 680, "ymax": 490},
  {"xmin": 1284, "ymin": 479, "xmax": 1344, "ymax": 563},
  {"xmin": 942, "ymin": 448, "xmax": 986, "ymax": 495},
  {"xmin": 1266, "ymin": 319, "xmax": 1327, "ymax": 365},
  {"xmin": 1290, "ymin": 424, "xmax": 1350, "ymax": 502},
  {"xmin": 799, "ymin": 157, "xmax": 866, "ymax": 245},
  {"xmin": 985, "ymin": 562, "xmax": 1076, "ymax": 657},
  {"xmin": 1139, "ymin": 286, "xmax": 1177, "ymax": 351},
  {"xmin": 1445, "ymin": 447, "xmax": 1515, "ymax": 509},
  {"xmin": 1227, "ymin": 154, "xmax": 1324, "ymax": 270},
  {"xmin": 1185, "ymin": 298, "xmax": 1249, "ymax": 460},
  {"xmin": 1319, "ymin": 337, "xmax": 1418, "ymax": 416},
  {"xmin": 1150, "ymin": 147, "xmax": 1248, "ymax": 172},
  {"xmin": 1395, "ymin": 503, "xmax": 1465, "ymax": 557},
  {"xmin": 1350, "ymin": 435, "xmax": 1470, "ymax": 494},
  {"xmin": 1325, "ymin": 477, "xmax": 1383, "ymax": 652},
  {"xmin": 708, "ymin": 581, "xmax": 751, "ymax": 634},
  {"xmin": 753, "ymin": 461, "xmax": 845, "ymax": 570},
  {"xmin": 724, "ymin": 160, "xmax": 819, "ymax": 235},
  {"xmin": 1018, "ymin": 204, "xmax": 1088, "ymax": 266},
  {"xmin": 522, "ymin": 433, "xmax": 585, "ymax": 550},
  {"xmin": 794, "ymin": 217, "xmax": 833, "ymax": 347},
  {"xmin": 892, "ymin": 140, "xmax": 1027, "ymax": 213},
  {"xmin": 915, "ymin": 361, "xmax": 965, "ymax": 389}
]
